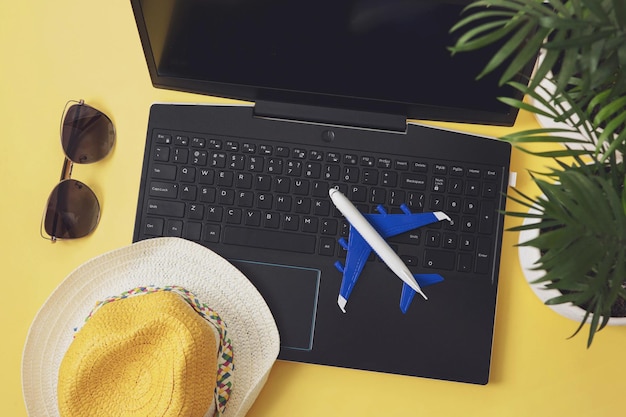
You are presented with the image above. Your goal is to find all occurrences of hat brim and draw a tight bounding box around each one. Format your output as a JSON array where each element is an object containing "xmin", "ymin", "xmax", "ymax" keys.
[{"xmin": 22, "ymin": 237, "xmax": 280, "ymax": 417}]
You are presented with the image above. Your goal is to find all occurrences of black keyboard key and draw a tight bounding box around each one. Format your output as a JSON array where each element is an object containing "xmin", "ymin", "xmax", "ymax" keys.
[
  {"xmin": 218, "ymin": 189, "xmax": 235, "ymax": 205},
  {"xmin": 223, "ymin": 226, "xmax": 316, "ymax": 253},
  {"xmin": 237, "ymin": 191, "xmax": 255, "ymax": 208},
  {"xmin": 200, "ymin": 187, "xmax": 216, "ymax": 203},
  {"xmin": 433, "ymin": 164, "xmax": 447, "ymax": 174},
  {"xmin": 181, "ymin": 185, "xmax": 197, "ymax": 201},
  {"xmin": 319, "ymin": 237, "xmax": 336, "ymax": 256},
  {"xmin": 203, "ymin": 224, "xmax": 221, "ymax": 242},
  {"xmin": 369, "ymin": 188, "xmax": 386, "ymax": 204},
  {"xmin": 302, "ymin": 216, "xmax": 318, "ymax": 233},
  {"xmin": 275, "ymin": 146, "xmax": 289, "ymax": 157},
  {"xmin": 276, "ymin": 195, "xmax": 292, "ymax": 211},
  {"xmin": 476, "ymin": 237, "xmax": 492, "ymax": 274},
  {"xmin": 184, "ymin": 222, "xmax": 202, "ymax": 240},
  {"xmin": 293, "ymin": 179, "xmax": 310, "ymax": 195},
  {"xmin": 320, "ymin": 218, "xmax": 338, "ymax": 235},
  {"xmin": 206, "ymin": 206, "xmax": 223, "ymax": 222},
  {"xmin": 381, "ymin": 171, "xmax": 398, "ymax": 187},
  {"xmin": 412, "ymin": 161, "xmax": 428, "ymax": 172},
  {"xmin": 155, "ymin": 133, "xmax": 172, "ymax": 144},
  {"xmin": 264, "ymin": 212, "xmax": 280, "ymax": 228},
  {"xmin": 429, "ymin": 194, "xmax": 444, "ymax": 211},
  {"xmin": 151, "ymin": 164, "xmax": 176, "ymax": 180},
  {"xmin": 226, "ymin": 208, "xmax": 242, "ymax": 224},
  {"xmin": 400, "ymin": 254, "xmax": 418, "ymax": 266},
  {"xmin": 467, "ymin": 168, "xmax": 481, "ymax": 178},
  {"xmin": 256, "ymin": 193, "xmax": 273, "ymax": 209},
  {"xmin": 244, "ymin": 209, "xmax": 261, "ymax": 226},
  {"xmin": 423, "ymin": 249, "xmax": 455, "ymax": 270},
  {"xmin": 191, "ymin": 137, "xmax": 206, "ymax": 148},
  {"xmin": 460, "ymin": 234, "xmax": 475, "ymax": 251},
  {"xmin": 275, "ymin": 177, "xmax": 290, "ymax": 193},
  {"xmin": 442, "ymin": 233, "xmax": 457, "ymax": 249},
  {"xmin": 180, "ymin": 166, "xmax": 196, "ymax": 182},
  {"xmin": 485, "ymin": 169, "xmax": 498, "ymax": 180},
  {"xmin": 425, "ymin": 230, "xmax": 441, "ymax": 247},
  {"xmin": 312, "ymin": 181, "xmax": 329, "ymax": 197},
  {"xmin": 235, "ymin": 172, "xmax": 253, "ymax": 189},
  {"xmin": 217, "ymin": 171, "xmax": 234, "ymax": 187},
  {"xmin": 143, "ymin": 217, "xmax": 164, "ymax": 236},
  {"xmin": 199, "ymin": 168, "xmax": 214, "ymax": 184},
  {"xmin": 324, "ymin": 164, "xmax": 340, "ymax": 181},
  {"xmin": 461, "ymin": 216, "xmax": 477, "ymax": 233},
  {"xmin": 153, "ymin": 146, "xmax": 170, "ymax": 162},
  {"xmin": 432, "ymin": 176, "xmax": 446, "ymax": 192},
  {"xmin": 165, "ymin": 219, "xmax": 183, "ymax": 237},
  {"xmin": 479, "ymin": 201, "xmax": 496, "ymax": 234},
  {"xmin": 191, "ymin": 150, "xmax": 208, "ymax": 166},
  {"xmin": 173, "ymin": 148, "xmax": 189, "ymax": 163},
  {"xmin": 149, "ymin": 182, "xmax": 178, "ymax": 199},
  {"xmin": 465, "ymin": 180, "xmax": 480, "ymax": 196},
  {"xmin": 174, "ymin": 135, "xmax": 189, "ymax": 146},
  {"xmin": 457, "ymin": 253, "xmax": 473, "ymax": 272},
  {"xmin": 255, "ymin": 174, "xmax": 272, "ymax": 191},
  {"xmin": 450, "ymin": 165, "xmax": 464, "ymax": 176},
  {"xmin": 464, "ymin": 199, "xmax": 478, "ymax": 214},
  {"xmin": 342, "ymin": 166, "xmax": 359, "ymax": 182},
  {"xmin": 401, "ymin": 173, "xmax": 427, "ymax": 190},
  {"xmin": 482, "ymin": 182, "xmax": 497, "ymax": 198},
  {"xmin": 283, "ymin": 214, "xmax": 299, "ymax": 231},
  {"xmin": 187, "ymin": 203, "xmax": 204, "ymax": 220},
  {"xmin": 207, "ymin": 139, "xmax": 221, "ymax": 149},
  {"xmin": 448, "ymin": 178, "xmax": 463, "ymax": 194},
  {"xmin": 147, "ymin": 199, "xmax": 185, "ymax": 217}
]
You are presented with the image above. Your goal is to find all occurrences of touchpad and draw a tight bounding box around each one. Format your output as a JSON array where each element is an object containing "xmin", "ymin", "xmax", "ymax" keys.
[{"xmin": 231, "ymin": 260, "xmax": 320, "ymax": 351}]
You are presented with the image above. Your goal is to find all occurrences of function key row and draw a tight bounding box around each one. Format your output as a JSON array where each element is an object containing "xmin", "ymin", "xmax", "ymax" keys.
[{"xmin": 153, "ymin": 131, "xmax": 499, "ymax": 179}]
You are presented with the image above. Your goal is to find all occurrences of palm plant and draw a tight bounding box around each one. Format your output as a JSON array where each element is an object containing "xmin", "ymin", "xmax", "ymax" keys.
[
  {"xmin": 449, "ymin": 0, "xmax": 626, "ymax": 160},
  {"xmin": 448, "ymin": 0, "xmax": 626, "ymax": 346},
  {"xmin": 503, "ymin": 81, "xmax": 626, "ymax": 346}
]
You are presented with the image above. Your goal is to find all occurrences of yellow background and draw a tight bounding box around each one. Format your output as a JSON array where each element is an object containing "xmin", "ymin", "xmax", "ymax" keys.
[{"xmin": 1, "ymin": 1, "xmax": 624, "ymax": 416}]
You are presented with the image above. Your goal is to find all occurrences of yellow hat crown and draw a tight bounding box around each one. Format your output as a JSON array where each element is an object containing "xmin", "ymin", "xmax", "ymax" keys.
[{"xmin": 58, "ymin": 286, "xmax": 234, "ymax": 417}]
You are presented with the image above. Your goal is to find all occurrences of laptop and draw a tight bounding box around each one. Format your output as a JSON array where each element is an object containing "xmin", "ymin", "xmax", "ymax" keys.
[{"xmin": 130, "ymin": 0, "xmax": 532, "ymax": 384}]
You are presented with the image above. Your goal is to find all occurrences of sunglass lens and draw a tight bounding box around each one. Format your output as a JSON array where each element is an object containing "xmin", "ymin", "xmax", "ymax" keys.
[
  {"xmin": 61, "ymin": 103, "xmax": 115, "ymax": 164},
  {"xmin": 44, "ymin": 179, "xmax": 100, "ymax": 239}
]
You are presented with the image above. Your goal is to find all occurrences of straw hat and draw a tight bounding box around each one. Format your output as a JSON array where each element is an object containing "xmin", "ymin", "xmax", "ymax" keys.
[{"xmin": 22, "ymin": 237, "xmax": 280, "ymax": 417}]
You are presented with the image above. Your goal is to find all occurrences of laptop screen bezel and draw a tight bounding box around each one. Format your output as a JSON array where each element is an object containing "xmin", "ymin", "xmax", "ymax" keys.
[{"xmin": 130, "ymin": 0, "xmax": 531, "ymax": 127}]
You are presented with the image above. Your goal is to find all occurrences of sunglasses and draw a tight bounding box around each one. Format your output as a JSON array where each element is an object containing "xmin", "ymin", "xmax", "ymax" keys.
[{"xmin": 41, "ymin": 100, "xmax": 116, "ymax": 242}]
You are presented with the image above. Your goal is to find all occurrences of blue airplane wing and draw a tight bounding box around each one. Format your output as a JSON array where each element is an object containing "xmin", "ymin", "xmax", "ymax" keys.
[
  {"xmin": 334, "ymin": 225, "xmax": 372, "ymax": 312},
  {"xmin": 364, "ymin": 205, "xmax": 448, "ymax": 239},
  {"xmin": 335, "ymin": 205, "xmax": 449, "ymax": 313}
]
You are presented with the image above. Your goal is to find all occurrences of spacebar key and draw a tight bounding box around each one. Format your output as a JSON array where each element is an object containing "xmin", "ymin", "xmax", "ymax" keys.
[{"xmin": 223, "ymin": 226, "xmax": 316, "ymax": 254}]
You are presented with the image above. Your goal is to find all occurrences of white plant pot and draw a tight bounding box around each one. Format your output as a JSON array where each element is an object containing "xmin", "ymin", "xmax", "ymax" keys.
[{"xmin": 518, "ymin": 214, "xmax": 626, "ymax": 326}]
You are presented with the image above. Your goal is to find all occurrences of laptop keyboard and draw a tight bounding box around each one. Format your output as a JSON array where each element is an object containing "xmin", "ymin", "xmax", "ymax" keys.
[{"xmin": 139, "ymin": 129, "xmax": 500, "ymax": 276}]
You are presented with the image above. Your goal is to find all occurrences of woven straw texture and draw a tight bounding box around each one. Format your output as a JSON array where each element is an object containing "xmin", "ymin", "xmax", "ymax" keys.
[{"xmin": 22, "ymin": 237, "xmax": 280, "ymax": 417}]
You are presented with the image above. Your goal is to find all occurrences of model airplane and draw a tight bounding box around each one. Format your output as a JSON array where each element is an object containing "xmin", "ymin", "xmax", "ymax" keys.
[{"xmin": 329, "ymin": 189, "xmax": 450, "ymax": 313}]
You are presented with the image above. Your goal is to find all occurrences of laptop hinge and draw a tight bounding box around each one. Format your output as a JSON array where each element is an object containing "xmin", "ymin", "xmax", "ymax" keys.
[{"xmin": 254, "ymin": 101, "xmax": 407, "ymax": 133}]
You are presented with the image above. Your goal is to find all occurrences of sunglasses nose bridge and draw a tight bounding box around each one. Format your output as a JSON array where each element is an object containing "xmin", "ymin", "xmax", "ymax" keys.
[{"xmin": 59, "ymin": 157, "xmax": 74, "ymax": 182}]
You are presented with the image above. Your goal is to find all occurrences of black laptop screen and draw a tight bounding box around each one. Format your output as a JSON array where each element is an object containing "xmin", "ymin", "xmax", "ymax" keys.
[{"xmin": 132, "ymin": 0, "xmax": 529, "ymax": 126}]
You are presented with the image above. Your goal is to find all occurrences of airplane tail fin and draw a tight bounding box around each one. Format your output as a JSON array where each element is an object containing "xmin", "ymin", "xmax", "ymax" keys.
[{"xmin": 399, "ymin": 274, "xmax": 444, "ymax": 313}]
